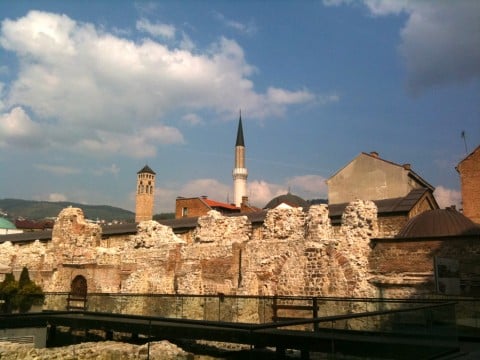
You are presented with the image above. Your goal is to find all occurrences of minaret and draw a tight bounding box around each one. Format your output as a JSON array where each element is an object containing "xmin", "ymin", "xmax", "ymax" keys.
[
  {"xmin": 135, "ymin": 165, "xmax": 156, "ymax": 222},
  {"xmin": 232, "ymin": 112, "xmax": 248, "ymax": 207}
]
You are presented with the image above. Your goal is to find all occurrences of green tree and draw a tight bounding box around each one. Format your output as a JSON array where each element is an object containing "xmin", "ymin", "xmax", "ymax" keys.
[
  {"xmin": 0, "ymin": 268, "xmax": 44, "ymax": 314},
  {"xmin": 0, "ymin": 273, "xmax": 18, "ymax": 313},
  {"xmin": 18, "ymin": 267, "xmax": 31, "ymax": 288}
]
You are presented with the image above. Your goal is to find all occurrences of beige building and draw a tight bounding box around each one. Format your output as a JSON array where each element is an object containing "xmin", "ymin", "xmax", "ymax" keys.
[
  {"xmin": 327, "ymin": 152, "xmax": 438, "ymax": 237},
  {"xmin": 456, "ymin": 145, "xmax": 480, "ymax": 224},
  {"xmin": 327, "ymin": 151, "xmax": 434, "ymax": 204}
]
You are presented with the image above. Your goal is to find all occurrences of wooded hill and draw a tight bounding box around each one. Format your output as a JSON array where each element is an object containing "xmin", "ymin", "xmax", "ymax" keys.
[{"xmin": 0, "ymin": 198, "xmax": 135, "ymax": 222}]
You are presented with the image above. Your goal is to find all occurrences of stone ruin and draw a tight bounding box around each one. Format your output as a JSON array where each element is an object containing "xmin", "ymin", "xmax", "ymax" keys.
[{"xmin": 0, "ymin": 200, "xmax": 380, "ymax": 299}]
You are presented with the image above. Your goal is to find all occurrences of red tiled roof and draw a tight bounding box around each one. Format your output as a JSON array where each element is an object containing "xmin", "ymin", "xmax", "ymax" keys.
[
  {"xmin": 203, "ymin": 198, "xmax": 239, "ymax": 210},
  {"xmin": 15, "ymin": 219, "xmax": 54, "ymax": 230}
]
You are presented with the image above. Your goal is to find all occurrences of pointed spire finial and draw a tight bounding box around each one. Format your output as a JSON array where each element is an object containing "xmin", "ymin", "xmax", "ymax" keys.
[{"xmin": 235, "ymin": 110, "xmax": 245, "ymax": 147}]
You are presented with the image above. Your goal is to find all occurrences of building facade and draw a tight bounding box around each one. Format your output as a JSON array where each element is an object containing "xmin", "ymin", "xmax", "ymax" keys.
[
  {"xmin": 457, "ymin": 145, "xmax": 480, "ymax": 224},
  {"xmin": 175, "ymin": 196, "xmax": 239, "ymax": 219},
  {"xmin": 327, "ymin": 151, "xmax": 434, "ymax": 204},
  {"xmin": 327, "ymin": 152, "xmax": 438, "ymax": 237}
]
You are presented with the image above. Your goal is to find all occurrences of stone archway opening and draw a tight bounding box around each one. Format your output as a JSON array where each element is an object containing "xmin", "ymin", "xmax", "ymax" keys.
[{"xmin": 68, "ymin": 275, "xmax": 87, "ymax": 310}]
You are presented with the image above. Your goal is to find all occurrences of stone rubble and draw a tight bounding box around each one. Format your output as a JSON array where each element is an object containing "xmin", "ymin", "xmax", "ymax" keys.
[{"xmin": 0, "ymin": 340, "xmax": 191, "ymax": 360}]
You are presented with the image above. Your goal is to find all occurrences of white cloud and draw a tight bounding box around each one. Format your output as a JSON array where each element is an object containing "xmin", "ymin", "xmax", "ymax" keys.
[
  {"xmin": 136, "ymin": 18, "xmax": 175, "ymax": 39},
  {"xmin": 397, "ymin": 1, "xmax": 480, "ymax": 93},
  {"xmin": 267, "ymin": 87, "xmax": 315, "ymax": 105},
  {"xmin": 248, "ymin": 180, "xmax": 286, "ymax": 208},
  {"xmin": 182, "ymin": 113, "xmax": 203, "ymax": 126},
  {"xmin": 0, "ymin": 10, "xmax": 317, "ymax": 158},
  {"xmin": 213, "ymin": 12, "xmax": 257, "ymax": 36},
  {"xmin": 322, "ymin": 0, "xmax": 354, "ymax": 6},
  {"xmin": 434, "ymin": 185, "xmax": 462, "ymax": 210},
  {"xmin": 155, "ymin": 178, "xmax": 232, "ymax": 213},
  {"xmin": 48, "ymin": 193, "xmax": 68, "ymax": 202},
  {"xmin": 318, "ymin": 93, "xmax": 340, "ymax": 104},
  {"xmin": 34, "ymin": 163, "xmax": 80, "ymax": 175},
  {"xmin": 153, "ymin": 175, "xmax": 327, "ymax": 213},
  {"xmin": 365, "ymin": 0, "xmax": 480, "ymax": 93},
  {"xmin": 76, "ymin": 125, "xmax": 184, "ymax": 158},
  {"xmin": 324, "ymin": 0, "xmax": 480, "ymax": 93},
  {"xmin": 179, "ymin": 179, "xmax": 231, "ymax": 201},
  {"xmin": 92, "ymin": 164, "xmax": 120, "ymax": 176},
  {"xmin": 179, "ymin": 32, "xmax": 195, "ymax": 51},
  {"xmin": 286, "ymin": 175, "xmax": 328, "ymax": 199},
  {"xmin": 134, "ymin": 2, "xmax": 158, "ymax": 16},
  {"xmin": 363, "ymin": 0, "xmax": 411, "ymax": 16},
  {"xmin": 0, "ymin": 107, "xmax": 43, "ymax": 148},
  {"xmin": 155, "ymin": 178, "xmax": 286, "ymax": 213}
]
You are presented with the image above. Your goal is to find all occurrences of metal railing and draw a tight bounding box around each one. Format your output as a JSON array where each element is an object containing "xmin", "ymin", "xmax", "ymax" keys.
[{"xmin": 1, "ymin": 293, "xmax": 468, "ymax": 358}]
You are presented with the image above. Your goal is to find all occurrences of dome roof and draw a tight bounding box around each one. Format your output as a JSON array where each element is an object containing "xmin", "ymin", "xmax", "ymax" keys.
[
  {"xmin": 264, "ymin": 193, "xmax": 309, "ymax": 210},
  {"xmin": 0, "ymin": 217, "xmax": 16, "ymax": 230},
  {"xmin": 396, "ymin": 208, "xmax": 480, "ymax": 238}
]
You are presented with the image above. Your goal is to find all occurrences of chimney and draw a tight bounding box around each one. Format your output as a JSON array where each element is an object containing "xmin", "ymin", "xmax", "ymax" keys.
[
  {"xmin": 370, "ymin": 151, "xmax": 379, "ymax": 158},
  {"xmin": 201, "ymin": 195, "xmax": 207, "ymax": 199},
  {"xmin": 402, "ymin": 163, "xmax": 411, "ymax": 170},
  {"xmin": 241, "ymin": 196, "xmax": 249, "ymax": 206}
]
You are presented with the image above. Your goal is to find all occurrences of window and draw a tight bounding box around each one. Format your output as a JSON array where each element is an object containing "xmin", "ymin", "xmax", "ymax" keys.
[{"xmin": 182, "ymin": 207, "xmax": 188, "ymax": 217}]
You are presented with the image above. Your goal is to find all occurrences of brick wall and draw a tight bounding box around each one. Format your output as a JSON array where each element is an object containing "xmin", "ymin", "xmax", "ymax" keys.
[
  {"xmin": 370, "ymin": 236, "xmax": 480, "ymax": 296},
  {"xmin": 377, "ymin": 215, "xmax": 408, "ymax": 238},
  {"xmin": 175, "ymin": 198, "xmax": 210, "ymax": 218},
  {"xmin": 457, "ymin": 147, "xmax": 480, "ymax": 223}
]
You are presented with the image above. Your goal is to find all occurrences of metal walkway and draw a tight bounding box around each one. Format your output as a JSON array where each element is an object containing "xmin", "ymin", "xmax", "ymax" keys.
[{"xmin": 1, "ymin": 306, "xmax": 460, "ymax": 359}]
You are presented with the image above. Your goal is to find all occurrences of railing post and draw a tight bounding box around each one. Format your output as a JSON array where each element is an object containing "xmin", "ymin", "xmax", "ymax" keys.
[
  {"xmin": 272, "ymin": 295, "xmax": 278, "ymax": 322},
  {"xmin": 313, "ymin": 297, "xmax": 319, "ymax": 332}
]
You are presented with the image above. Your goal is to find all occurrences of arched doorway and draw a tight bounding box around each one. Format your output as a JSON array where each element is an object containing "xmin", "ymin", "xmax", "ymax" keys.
[
  {"xmin": 70, "ymin": 275, "xmax": 87, "ymax": 297},
  {"xmin": 68, "ymin": 275, "xmax": 87, "ymax": 310}
]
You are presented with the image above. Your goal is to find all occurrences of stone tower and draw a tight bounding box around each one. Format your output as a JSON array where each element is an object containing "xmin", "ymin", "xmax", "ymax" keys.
[
  {"xmin": 232, "ymin": 112, "xmax": 248, "ymax": 207},
  {"xmin": 135, "ymin": 165, "xmax": 156, "ymax": 223}
]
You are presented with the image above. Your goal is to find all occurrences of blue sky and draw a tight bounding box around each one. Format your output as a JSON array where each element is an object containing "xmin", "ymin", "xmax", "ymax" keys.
[{"xmin": 0, "ymin": 0, "xmax": 479, "ymax": 214}]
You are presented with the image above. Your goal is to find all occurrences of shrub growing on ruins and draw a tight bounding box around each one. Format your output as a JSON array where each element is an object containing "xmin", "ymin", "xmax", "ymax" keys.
[{"xmin": 0, "ymin": 273, "xmax": 18, "ymax": 313}]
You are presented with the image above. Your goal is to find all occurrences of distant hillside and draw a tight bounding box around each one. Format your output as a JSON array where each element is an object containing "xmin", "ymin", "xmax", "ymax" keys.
[{"xmin": 0, "ymin": 198, "xmax": 134, "ymax": 222}]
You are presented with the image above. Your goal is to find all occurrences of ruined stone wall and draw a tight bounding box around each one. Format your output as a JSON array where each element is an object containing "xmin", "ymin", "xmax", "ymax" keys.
[
  {"xmin": 0, "ymin": 201, "xmax": 387, "ymax": 303},
  {"xmin": 103, "ymin": 234, "xmax": 131, "ymax": 248}
]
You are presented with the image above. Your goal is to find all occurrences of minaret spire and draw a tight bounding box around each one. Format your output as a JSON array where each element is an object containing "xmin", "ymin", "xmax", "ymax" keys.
[
  {"xmin": 232, "ymin": 110, "xmax": 248, "ymax": 207},
  {"xmin": 236, "ymin": 110, "xmax": 245, "ymax": 147}
]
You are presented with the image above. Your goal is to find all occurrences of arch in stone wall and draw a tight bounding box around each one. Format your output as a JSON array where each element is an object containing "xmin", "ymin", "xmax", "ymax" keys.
[{"xmin": 70, "ymin": 275, "xmax": 87, "ymax": 297}]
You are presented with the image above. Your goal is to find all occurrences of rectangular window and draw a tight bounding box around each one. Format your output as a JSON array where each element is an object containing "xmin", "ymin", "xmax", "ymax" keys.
[{"xmin": 182, "ymin": 207, "xmax": 188, "ymax": 217}]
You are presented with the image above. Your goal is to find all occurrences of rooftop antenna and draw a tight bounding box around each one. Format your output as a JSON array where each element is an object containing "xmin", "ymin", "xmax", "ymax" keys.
[{"xmin": 461, "ymin": 130, "xmax": 469, "ymax": 155}]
